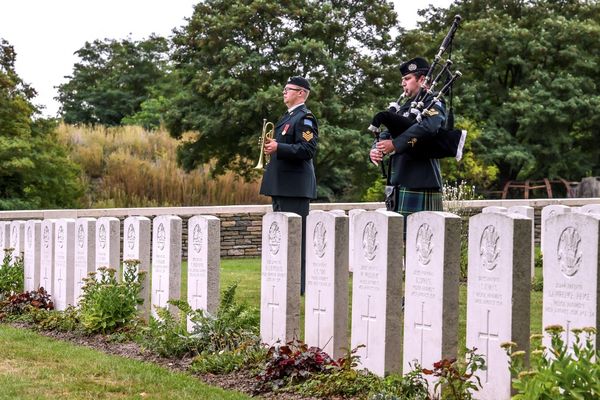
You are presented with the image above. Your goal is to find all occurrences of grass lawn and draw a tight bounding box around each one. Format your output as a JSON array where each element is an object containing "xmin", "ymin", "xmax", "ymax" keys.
[{"xmin": 0, "ymin": 324, "xmax": 252, "ymax": 400}]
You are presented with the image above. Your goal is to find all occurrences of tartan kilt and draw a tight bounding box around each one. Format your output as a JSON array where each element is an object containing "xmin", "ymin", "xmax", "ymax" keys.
[{"xmin": 395, "ymin": 187, "xmax": 443, "ymax": 218}]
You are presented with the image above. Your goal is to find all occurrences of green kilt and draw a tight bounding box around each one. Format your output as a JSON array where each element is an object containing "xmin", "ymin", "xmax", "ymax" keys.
[{"xmin": 395, "ymin": 187, "xmax": 443, "ymax": 218}]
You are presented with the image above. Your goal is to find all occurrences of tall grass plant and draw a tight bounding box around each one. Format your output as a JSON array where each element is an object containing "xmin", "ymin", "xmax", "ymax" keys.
[{"xmin": 56, "ymin": 123, "xmax": 269, "ymax": 207}]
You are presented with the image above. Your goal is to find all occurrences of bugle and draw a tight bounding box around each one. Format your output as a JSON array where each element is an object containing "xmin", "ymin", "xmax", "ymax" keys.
[{"xmin": 254, "ymin": 118, "xmax": 275, "ymax": 170}]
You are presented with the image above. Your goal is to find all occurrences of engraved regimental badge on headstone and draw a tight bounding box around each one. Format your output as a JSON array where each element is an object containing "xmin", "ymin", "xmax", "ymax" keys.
[
  {"xmin": 127, "ymin": 224, "xmax": 136, "ymax": 250},
  {"xmin": 268, "ymin": 222, "xmax": 281, "ymax": 255},
  {"xmin": 362, "ymin": 221, "xmax": 378, "ymax": 261},
  {"xmin": 557, "ymin": 226, "xmax": 581, "ymax": 277},
  {"xmin": 157, "ymin": 223, "xmax": 166, "ymax": 251},
  {"xmin": 313, "ymin": 221, "xmax": 327, "ymax": 258},
  {"xmin": 416, "ymin": 223, "xmax": 433, "ymax": 266},
  {"xmin": 192, "ymin": 224, "xmax": 203, "ymax": 254},
  {"xmin": 480, "ymin": 225, "xmax": 500, "ymax": 271}
]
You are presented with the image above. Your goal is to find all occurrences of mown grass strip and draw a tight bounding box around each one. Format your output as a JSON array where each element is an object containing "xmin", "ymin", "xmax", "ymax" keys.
[{"xmin": 0, "ymin": 325, "xmax": 252, "ymax": 400}]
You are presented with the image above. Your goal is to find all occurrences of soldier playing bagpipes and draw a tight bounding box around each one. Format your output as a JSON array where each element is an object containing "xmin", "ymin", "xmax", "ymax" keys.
[{"xmin": 368, "ymin": 15, "xmax": 466, "ymax": 220}]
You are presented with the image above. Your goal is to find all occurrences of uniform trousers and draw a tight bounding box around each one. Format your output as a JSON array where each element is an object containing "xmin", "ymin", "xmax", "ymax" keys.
[{"xmin": 271, "ymin": 196, "xmax": 310, "ymax": 295}]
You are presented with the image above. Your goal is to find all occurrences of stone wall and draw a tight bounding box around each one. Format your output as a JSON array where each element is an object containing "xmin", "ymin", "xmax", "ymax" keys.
[{"xmin": 1, "ymin": 198, "xmax": 598, "ymax": 258}]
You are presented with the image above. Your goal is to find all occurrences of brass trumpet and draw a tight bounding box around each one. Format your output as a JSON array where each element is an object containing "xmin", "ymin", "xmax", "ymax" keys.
[{"xmin": 254, "ymin": 118, "xmax": 275, "ymax": 170}]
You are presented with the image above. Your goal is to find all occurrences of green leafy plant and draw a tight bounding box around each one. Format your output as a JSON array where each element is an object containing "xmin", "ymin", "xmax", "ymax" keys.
[
  {"xmin": 139, "ymin": 305, "xmax": 194, "ymax": 358},
  {"xmin": 139, "ymin": 283, "xmax": 260, "ymax": 359},
  {"xmin": 190, "ymin": 344, "xmax": 267, "ymax": 375},
  {"xmin": 0, "ymin": 249, "xmax": 24, "ymax": 300},
  {"xmin": 28, "ymin": 306, "xmax": 80, "ymax": 332},
  {"xmin": 368, "ymin": 366, "xmax": 431, "ymax": 400},
  {"xmin": 78, "ymin": 261, "xmax": 144, "ymax": 334},
  {"xmin": 421, "ymin": 348, "xmax": 485, "ymax": 399},
  {"xmin": 504, "ymin": 326, "xmax": 600, "ymax": 399},
  {"xmin": 0, "ymin": 287, "xmax": 54, "ymax": 321}
]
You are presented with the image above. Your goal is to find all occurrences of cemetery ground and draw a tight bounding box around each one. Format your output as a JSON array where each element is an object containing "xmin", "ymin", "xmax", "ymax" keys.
[{"xmin": 1, "ymin": 257, "xmax": 546, "ymax": 400}]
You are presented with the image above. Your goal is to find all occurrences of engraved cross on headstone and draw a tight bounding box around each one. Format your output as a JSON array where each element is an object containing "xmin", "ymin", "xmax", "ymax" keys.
[
  {"xmin": 56, "ymin": 268, "xmax": 64, "ymax": 297},
  {"xmin": 155, "ymin": 279, "xmax": 165, "ymax": 306},
  {"xmin": 191, "ymin": 279, "xmax": 203, "ymax": 310},
  {"xmin": 478, "ymin": 309, "xmax": 499, "ymax": 382},
  {"xmin": 414, "ymin": 301, "xmax": 432, "ymax": 363},
  {"xmin": 267, "ymin": 285, "xmax": 280, "ymax": 341},
  {"xmin": 312, "ymin": 290, "xmax": 327, "ymax": 348},
  {"xmin": 361, "ymin": 295, "xmax": 377, "ymax": 359}
]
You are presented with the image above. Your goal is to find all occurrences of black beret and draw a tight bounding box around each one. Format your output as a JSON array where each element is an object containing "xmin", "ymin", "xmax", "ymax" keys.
[
  {"xmin": 287, "ymin": 76, "xmax": 311, "ymax": 91},
  {"xmin": 399, "ymin": 57, "xmax": 430, "ymax": 76}
]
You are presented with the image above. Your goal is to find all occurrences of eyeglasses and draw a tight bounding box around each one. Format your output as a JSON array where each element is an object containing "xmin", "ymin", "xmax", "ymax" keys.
[{"xmin": 282, "ymin": 87, "xmax": 303, "ymax": 94}]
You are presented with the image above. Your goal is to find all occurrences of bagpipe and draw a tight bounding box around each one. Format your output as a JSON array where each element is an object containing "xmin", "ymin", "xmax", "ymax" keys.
[{"xmin": 368, "ymin": 15, "xmax": 467, "ymax": 165}]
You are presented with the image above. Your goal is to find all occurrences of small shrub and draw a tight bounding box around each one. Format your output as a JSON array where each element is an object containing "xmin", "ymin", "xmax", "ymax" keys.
[
  {"xmin": 138, "ymin": 283, "xmax": 260, "ymax": 358},
  {"xmin": 505, "ymin": 326, "xmax": 600, "ymax": 399},
  {"xmin": 254, "ymin": 339, "xmax": 338, "ymax": 394},
  {"xmin": 78, "ymin": 261, "xmax": 144, "ymax": 334},
  {"xmin": 139, "ymin": 305, "xmax": 194, "ymax": 358},
  {"xmin": 421, "ymin": 347, "xmax": 485, "ymax": 399},
  {"xmin": 29, "ymin": 306, "xmax": 80, "ymax": 332},
  {"xmin": 368, "ymin": 367, "xmax": 431, "ymax": 400},
  {"xmin": 0, "ymin": 249, "xmax": 24, "ymax": 300},
  {"xmin": 191, "ymin": 344, "xmax": 267, "ymax": 375}
]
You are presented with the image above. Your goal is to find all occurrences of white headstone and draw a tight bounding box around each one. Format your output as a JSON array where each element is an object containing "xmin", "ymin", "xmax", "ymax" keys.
[
  {"xmin": 95, "ymin": 217, "xmax": 121, "ymax": 276},
  {"xmin": 508, "ymin": 206, "xmax": 535, "ymax": 279},
  {"xmin": 0, "ymin": 221, "xmax": 10, "ymax": 253},
  {"xmin": 187, "ymin": 215, "xmax": 220, "ymax": 331},
  {"xmin": 579, "ymin": 203, "xmax": 600, "ymax": 215},
  {"xmin": 403, "ymin": 211, "xmax": 461, "ymax": 391},
  {"xmin": 123, "ymin": 216, "xmax": 151, "ymax": 320},
  {"xmin": 466, "ymin": 212, "xmax": 532, "ymax": 400},
  {"xmin": 542, "ymin": 212, "xmax": 600, "ymax": 351},
  {"xmin": 74, "ymin": 218, "xmax": 96, "ymax": 305},
  {"xmin": 348, "ymin": 209, "xmax": 366, "ymax": 273},
  {"xmin": 328, "ymin": 209, "xmax": 346, "ymax": 216},
  {"xmin": 350, "ymin": 210, "xmax": 403, "ymax": 376},
  {"xmin": 23, "ymin": 220, "xmax": 41, "ymax": 292},
  {"xmin": 53, "ymin": 219, "xmax": 75, "ymax": 311},
  {"xmin": 39, "ymin": 219, "xmax": 56, "ymax": 295},
  {"xmin": 10, "ymin": 220, "xmax": 25, "ymax": 264},
  {"xmin": 541, "ymin": 205, "xmax": 571, "ymax": 255},
  {"xmin": 151, "ymin": 215, "xmax": 182, "ymax": 318},
  {"xmin": 260, "ymin": 212, "xmax": 302, "ymax": 346},
  {"xmin": 305, "ymin": 211, "xmax": 349, "ymax": 359}
]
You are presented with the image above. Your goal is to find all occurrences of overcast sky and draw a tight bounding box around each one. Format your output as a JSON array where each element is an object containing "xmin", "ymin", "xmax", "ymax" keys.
[{"xmin": 1, "ymin": 0, "xmax": 453, "ymax": 117}]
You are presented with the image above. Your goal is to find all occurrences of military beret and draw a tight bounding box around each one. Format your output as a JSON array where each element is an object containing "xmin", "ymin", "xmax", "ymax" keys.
[
  {"xmin": 287, "ymin": 76, "xmax": 311, "ymax": 91},
  {"xmin": 399, "ymin": 57, "xmax": 430, "ymax": 76}
]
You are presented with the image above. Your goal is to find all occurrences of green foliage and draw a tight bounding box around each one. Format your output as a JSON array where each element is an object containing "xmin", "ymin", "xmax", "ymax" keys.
[
  {"xmin": 369, "ymin": 369, "xmax": 430, "ymax": 400},
  {"xmin": 0, "ymin": 39, "xmax": 83, "ymax": 210},
  {"xmin": 140, "ymin": 305, "xmax": 193, "ymax": 358},
  {"xmin": 505, "ymin": 326, "xmax": 600, "ymax": 399},
  {"xmin": 57, "ymin": 36, "xmax": 170, "ymax": 126},
  {"xmin": 78, "ymin": 262, "xmax": 144, "ymax": 334},
  {"xmin": 166, "ymin": 0, "xmax": 400, "ymax": 200},
  {"xmin": 413, "ymin": 1, "xmax": 600, "ymax": 186},
  {"xmin": 0, "ymin": 250, "xmax": 23, "ymax": 300},
  {"xmin": 531, "ymin": 247, "xmax": 543, "ymax": 291},
  {"xmin": 139, "ymin": 283, "xmax": 260, "ymax": 358},
  {"xmin": 421, "ymin": 348, "xmax": 486, "ymax": 399},
  {"xmin": 190, "ymin": 345, "xmax": 268, "ymax": 375},
  {"xmin": 28, "ymin": 306, "xmax": 80, "ymax": 332}
]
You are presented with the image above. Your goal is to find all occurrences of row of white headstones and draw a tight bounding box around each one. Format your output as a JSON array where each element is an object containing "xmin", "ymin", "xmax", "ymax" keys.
[
  {"xmin": 0, "ymin": 215, "xmax": 220, "ymax": 330},
  {"xmin": 261, "ymin": 204, "xmax": 600, "ymax": 400},
  {"xmin": 1, "ymin": 204, "xmax": 599, "ymax": 399}
]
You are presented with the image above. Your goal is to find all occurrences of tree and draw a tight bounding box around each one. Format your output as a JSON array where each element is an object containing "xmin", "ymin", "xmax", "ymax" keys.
[
  {"xmin": 0, "ymin": 39, "xmax": 83, "ymax": 210},
  {"xmin": 166, "ymin": 0, "xmax": 403, "ymax": 201},
  {"xmin": 408, "ymin": 0, "xmax": 600, "ymax": 187},
  {"xmin": 56, "ymin": 36, "xmax": 170, "ymax": 126}
]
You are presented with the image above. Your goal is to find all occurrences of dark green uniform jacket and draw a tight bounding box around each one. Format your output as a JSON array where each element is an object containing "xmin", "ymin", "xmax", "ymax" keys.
[
  {"xmin": 259, "ymin": 104, "xmax": 318, "ymax": 198},
  {"xmin": 389, "ymin": 93, "xmax": 446, "ymax": 189}
]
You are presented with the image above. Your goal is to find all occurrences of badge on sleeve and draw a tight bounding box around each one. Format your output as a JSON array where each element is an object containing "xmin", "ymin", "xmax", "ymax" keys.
[
  {"xmin": 302, "ymin": 130, "xmax": 314, "ymax": 142},
  {"xmin": 282, "ymin": 124, "xmax": 290, "ymax": 135},
  {"xmin": 423, "ymin": 108, "xmax": 439, "ymax": 117},
  {"xmin": 303, "ymin": 119, "xmax": 313, "ymax": 128}
]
